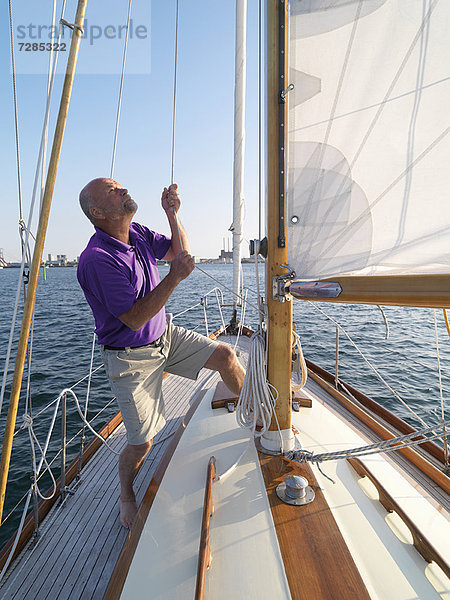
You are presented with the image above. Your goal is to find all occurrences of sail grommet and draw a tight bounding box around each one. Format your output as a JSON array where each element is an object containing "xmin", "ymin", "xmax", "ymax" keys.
[{"xmin": 276, "ymin": 475, "xmax": 315, "ymax": 506}]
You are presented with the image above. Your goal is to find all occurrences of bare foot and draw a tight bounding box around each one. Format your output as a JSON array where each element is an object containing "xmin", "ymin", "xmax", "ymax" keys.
[{"xmin": 120, "ymin": 497, "xmax": 138, "ymax": 529}]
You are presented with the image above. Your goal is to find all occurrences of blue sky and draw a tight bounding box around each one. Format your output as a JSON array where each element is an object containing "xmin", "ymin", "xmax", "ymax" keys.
[{"xmin": 1, "ymin": 1, "xmax": 262, "ymax": 262}]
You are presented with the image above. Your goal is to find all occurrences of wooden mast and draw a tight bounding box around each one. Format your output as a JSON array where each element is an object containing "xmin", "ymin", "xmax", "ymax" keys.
[
  {"xmin": 261, "ymin": 0, "xmax": 294, "ymax": 452},
  {"xmin": 0, "ymin": 0, "xmax": 88, "ymax": 522}
]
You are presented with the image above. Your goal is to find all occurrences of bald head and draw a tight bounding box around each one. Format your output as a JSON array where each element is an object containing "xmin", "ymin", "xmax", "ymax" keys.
[
  {"xmin": 79, "ymin": 178, "xmax": 137, "ymax": 225},
  {"xmin": 79, "ymin": 178, "xmax": 110, "ymax": 224}
]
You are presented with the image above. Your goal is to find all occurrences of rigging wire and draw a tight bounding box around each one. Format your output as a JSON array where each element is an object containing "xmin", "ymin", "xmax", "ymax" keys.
[
  {"xmin": 0, "ymin": 1, "xmax": 69, "ymax": 417},
  {"xmin": 110, "ymin": 0, "xmax": 133, "ymax": 179},
  {"xmin": 288, "ymin": 417, "xmax": 450, "ymax": 467},
  {"xmin": 165, "ymin": 0, "xmax": 265, "ymax": 322},
  {"xmin": 77, "ymin": 332, "xmax": 97, "ymax": 473},
  {"xmin": 40, "ymin": 0, "xmax": 58, "ymax": 207},
  {"xmin": 434, "ymin": 310, "xmax": 448, "ymax": 466},
  {"xmin": 307, "ymin": 301, "xmax": 430, "ymax": 429},
  {"xmin": 23, "ymin": 5, "xmax": 60, "ymax": 503},
  {"xmin": 8, "ymin": 0, "xmax": 23, "ymax": 223}
]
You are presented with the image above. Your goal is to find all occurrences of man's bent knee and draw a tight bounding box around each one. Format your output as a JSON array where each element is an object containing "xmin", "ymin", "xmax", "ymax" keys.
[{"xmin": 204, "ymin": 344, "xmax": 236, "ymax": 372}]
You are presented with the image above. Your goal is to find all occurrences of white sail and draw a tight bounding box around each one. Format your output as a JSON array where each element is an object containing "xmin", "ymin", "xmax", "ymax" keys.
[{"xmin": 287, "ymin": 0, "xmax": 450, "ymax": 279}]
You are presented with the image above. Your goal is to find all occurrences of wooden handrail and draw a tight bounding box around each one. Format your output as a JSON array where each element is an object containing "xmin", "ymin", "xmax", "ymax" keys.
[
  {"xmin": 348, "ymin": 457, "xmax": 450, "ymax": 579},
  {"xmin": 195, "ymin": 456, "xmax": 216, "ymax": 600}
]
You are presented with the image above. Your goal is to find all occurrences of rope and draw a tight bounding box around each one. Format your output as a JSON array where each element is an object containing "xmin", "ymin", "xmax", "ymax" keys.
[
  {"xmin": 235, "ymin": 332, "xmax": 281, "ymax": 439},
  {"xmin": 377, "ymin": 305, "xmax": 390, "ymax": 340},
  {"xmin": 254, "ymin": 242, "xmax": 264, "ymax": 330},
  {"xmin": 0, "ymin": 491, "xmax": 32, "ymax": 583},
  {"xmin": 1, "ymin": 0, "xmax": 25, "ymax": 417},
  {"xmin": 232, "ymin": 289, "xmax": 248, "ymax": 351},
  {"xmin": 13, "ymin": 364, "xmax": 104, "ymax": 435},
  {"xmin": 77, "ymin": 332, "xmax": 97, "ymax": 473},
  {"xmin": 202, "ymin": 295, "xmax": 209, "ymax": 337},
  {"xmin": 287, "ymin": 418, "xmax": 450, "ymax": 467},
  {"xmin": 110, "ymin": 0, "xmax": 133, "ymax": 178},
  {"xmin": 194, "ymin": 264, "xmax": 264, "ymax": 316},
  {"xmin": 215, "ymin": 288, "xmax": 226, "ymax": 331},
  {"xmin": 292, "ymin": 329, "xmax": 308, "ymax": 389},
  {"xmin": 217, "ymin": 330, "xmax": 283, "ymax": 482},
  {"xmin": 165, "ymin": 0, "xmax": 264, "ymax": 324},
  {"xmin": 169, "ymin": 209, "xmax": 266, "ymax": 320},
  {"xmin": 63, "ymin": 388, "xmax": 121, "ymax": 455},
  {"xmin": 172, "ymin": 301, "xmax": 202, "ymax": 320},
  {"xmin": 6, "ymin": 396, "xmax": 118, "ymax": 525},
  {"xmin": 170, "ymin": 0, "xmax": 180, "ymax": 184}
]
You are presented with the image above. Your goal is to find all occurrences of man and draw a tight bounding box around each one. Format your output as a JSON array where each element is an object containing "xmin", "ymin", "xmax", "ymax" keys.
[{"xmin": 77, "ymin": 178, "xmax": 245, "ymax": 529}]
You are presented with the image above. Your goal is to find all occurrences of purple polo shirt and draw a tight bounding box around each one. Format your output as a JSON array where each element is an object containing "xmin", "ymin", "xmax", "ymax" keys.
[{"xmin": 77, "ymin": 222, "xmax": 171, "ymax": 347}]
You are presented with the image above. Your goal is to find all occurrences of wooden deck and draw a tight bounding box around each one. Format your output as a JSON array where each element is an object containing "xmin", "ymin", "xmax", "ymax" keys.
[{"xmin": 0, "ymin": 334, "xmax": 250, "ymax": 600}]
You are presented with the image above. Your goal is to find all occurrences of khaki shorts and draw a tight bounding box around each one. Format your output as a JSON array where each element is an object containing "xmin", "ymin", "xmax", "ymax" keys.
[{"xmin": 102, "ymin": 317, "xmax": 218, "ymax": 445}]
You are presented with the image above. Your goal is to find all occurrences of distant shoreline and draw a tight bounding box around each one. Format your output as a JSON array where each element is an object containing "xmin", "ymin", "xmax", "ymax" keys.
[{"xmin": 2, "ymin": 257, "xmax": 264, "ymax": 268}]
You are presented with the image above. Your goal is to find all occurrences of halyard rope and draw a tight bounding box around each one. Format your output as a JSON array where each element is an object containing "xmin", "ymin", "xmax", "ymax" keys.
[
  {"xmin": 170, "ymin": 0, "xmax": 180, "ymax": 185},
  {"xmin": 165, "ymin": 0, "xmax": 265, "ymax": 322}
]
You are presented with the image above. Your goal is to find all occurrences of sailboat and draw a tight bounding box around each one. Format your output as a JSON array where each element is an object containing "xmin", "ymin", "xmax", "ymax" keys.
[{"xmin": 0, "ymin": 0, "xmax": 449, "ymax": 598}]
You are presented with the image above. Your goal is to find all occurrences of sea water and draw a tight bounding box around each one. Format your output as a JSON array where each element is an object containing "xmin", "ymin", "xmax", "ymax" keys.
[{"xmin": 0, "ymin": 264, "xmax": 448, "ymax": 544}]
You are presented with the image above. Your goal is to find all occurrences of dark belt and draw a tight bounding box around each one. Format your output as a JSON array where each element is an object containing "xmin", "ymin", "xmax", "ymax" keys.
[{"xmin": 103, "ymin": 338, "xmax": 163, "ymax": 351}]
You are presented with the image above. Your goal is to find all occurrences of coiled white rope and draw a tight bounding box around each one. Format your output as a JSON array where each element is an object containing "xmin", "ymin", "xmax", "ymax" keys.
[
  {"xmin": 236, "ymin": 332, "xmax": 279, "ymax": 437},
  {"xmin": 217, "ymin": 331, "xmax": 283, "ymax": 482}
]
